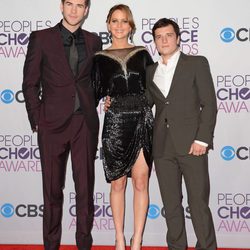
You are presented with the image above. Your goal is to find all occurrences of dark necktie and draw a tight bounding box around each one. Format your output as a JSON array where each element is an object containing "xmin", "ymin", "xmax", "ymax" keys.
[
  {"xmin": 69, "ymin": 34, "xmax": 81, "ymax": 112},
  {"xmin": 69, "ymin": 34, "xmax": 78, "ymax": 76}
]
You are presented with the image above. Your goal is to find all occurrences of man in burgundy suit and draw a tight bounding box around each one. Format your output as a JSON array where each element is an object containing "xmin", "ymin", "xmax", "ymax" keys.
[{"xmin": 22, "ymin": 0, "xmax": 102, "ymax": 249}]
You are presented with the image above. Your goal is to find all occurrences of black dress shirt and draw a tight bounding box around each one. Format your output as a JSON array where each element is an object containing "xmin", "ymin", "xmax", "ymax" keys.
[
  {"xmin": 59, "ymin": 21, "xmax": 86, "ymax": 71},
  {"xmin": 59, "ymin": 21, "xmax": 86, "ymax": 113}
]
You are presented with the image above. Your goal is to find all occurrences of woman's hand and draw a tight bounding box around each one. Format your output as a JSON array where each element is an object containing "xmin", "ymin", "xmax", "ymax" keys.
[{"xmin": 104, "ymin": 96, "xmax": 111, "ymax": 112}]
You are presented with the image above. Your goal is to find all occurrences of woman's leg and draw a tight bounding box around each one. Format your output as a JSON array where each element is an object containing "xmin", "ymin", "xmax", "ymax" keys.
[
  {"xmin": 110, "ymin": 175, "xmax": 127, "ymax": 250},
  {"xmin": 131, "ymin": 149, "xmax": 149, "ymax": 250}
]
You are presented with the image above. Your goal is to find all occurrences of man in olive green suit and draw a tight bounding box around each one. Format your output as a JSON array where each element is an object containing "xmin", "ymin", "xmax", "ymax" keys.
[{"xmin": 146, "ymin": 18, "xmax": 217, "ymax": 250}]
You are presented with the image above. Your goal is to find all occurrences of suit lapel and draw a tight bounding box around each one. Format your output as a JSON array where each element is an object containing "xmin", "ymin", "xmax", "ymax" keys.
[
  {"xmin": 77, "ymin": 30, "xmax": 90, "ymax": 77},
  {"xmin": 52, "ymin": 24, "xmax": 93, "ymax": 80},
  {"xmin": 51, "ymin": 24, "xmax": 74, "ymax": 78},
  {"xmin": 167, "ymin": 52, "xmax": 186, "ymax": 98},
  {"xmin": 150, "ymin": 53, "xmax": 186, "ymax": 101}
]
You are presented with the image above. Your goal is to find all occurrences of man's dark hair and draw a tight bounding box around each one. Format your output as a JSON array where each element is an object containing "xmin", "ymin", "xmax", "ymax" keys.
[
  {"xmin": 61, "ymin": 0, "xmax": 90, "ymax": 7},
  {"xmin": 152, "ymin": 18, "xmax": 180, "ymax": 40}
]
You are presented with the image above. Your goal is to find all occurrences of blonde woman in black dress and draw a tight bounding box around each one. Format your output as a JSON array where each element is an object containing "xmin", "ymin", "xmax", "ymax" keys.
[{"xmin": 92, "ymin": 4, "xmax": 153, "ymax": 250}]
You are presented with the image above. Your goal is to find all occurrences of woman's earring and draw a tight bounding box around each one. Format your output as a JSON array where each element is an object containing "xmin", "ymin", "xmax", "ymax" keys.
[
  {"xmin": 129, "ymin": 32, "xmax": 133, "ymax": 43},
  {"xmin": 109, "ymin": 32, "xmax": 112, "ymax": 43}
]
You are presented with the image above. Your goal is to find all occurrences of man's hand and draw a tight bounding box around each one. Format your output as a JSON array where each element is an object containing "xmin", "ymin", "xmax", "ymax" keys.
[
  {"xmin": 189, "ymin": 142, "xmax": 207, "ymax": 156},
  {"xmin": 104, "ymin": 96, "xmax": 111, "ymax": 112}
]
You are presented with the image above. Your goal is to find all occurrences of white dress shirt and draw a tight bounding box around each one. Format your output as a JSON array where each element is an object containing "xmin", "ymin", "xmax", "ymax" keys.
[
  {"xmin": 153, "ymin": 49, "xmax": 208, "ymax": 147},
  {"xmin": 153, "ymin": 50, "xmax": 180, "ymax": 98}
]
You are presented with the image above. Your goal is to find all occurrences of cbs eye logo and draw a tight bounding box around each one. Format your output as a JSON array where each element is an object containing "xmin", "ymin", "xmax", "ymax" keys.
[
  {"xmin": 147, "ymin": 204, "xmax": 160, "ymax": 219},
  {"xmin": 0, "ymin": 89, "xmax": 15, "ymax": 104},
  {"xmin": 221, "ymin": 146, "xmax": 235, "ymax": 160},
  {"xmin": 220, "ymin": 28, "xmax": 235, "ymax": 43},
  {"xmin": 1, "ymin": 203, "xmax": 15, "ymax": 218}
]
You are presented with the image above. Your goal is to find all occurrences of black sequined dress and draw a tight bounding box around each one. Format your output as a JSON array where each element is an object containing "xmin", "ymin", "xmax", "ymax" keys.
[{"xmin": 92, "ymin": 46, "xmax": 154, "ymax": 182}]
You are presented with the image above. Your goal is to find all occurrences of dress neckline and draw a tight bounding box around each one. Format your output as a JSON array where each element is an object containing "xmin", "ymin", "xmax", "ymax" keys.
[
  {"xmin": 95, "ymin": 46, "xmax": 147, "ymax": 79},
  {"xmin": 106, "ymin": 46, "xmax": 136, "ymax": 51}
]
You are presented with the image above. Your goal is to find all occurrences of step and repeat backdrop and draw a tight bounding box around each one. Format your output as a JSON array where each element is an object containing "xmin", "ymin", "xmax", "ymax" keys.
[{"xmin": 0, "ymin": 0, "xmax": 250, "ymax": 248}]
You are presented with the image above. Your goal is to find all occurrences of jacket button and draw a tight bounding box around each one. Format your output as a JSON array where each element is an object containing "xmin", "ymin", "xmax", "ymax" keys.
[
  {"xmin": 166, "ymin": 124, "xmax": 170, "ymax": 128},
  {"xmin": 165, "ymin": 101, "xmax": 169, "ymax": 105}
]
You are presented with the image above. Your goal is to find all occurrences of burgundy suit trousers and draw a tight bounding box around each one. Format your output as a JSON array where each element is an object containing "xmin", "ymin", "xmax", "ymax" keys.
[{"xmin": 38, "ymin": 114, "xmax": 96, "ymax": 250}]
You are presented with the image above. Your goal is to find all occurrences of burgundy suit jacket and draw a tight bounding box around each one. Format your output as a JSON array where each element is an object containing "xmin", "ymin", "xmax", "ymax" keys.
[{"xmin": 22, "ymin": 23, "xmax": 102, "ymax": 133}]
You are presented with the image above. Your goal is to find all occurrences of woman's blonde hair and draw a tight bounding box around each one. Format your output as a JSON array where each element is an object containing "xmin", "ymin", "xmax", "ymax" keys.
[{"xmin": 106, "ymin": 4, "xmax": 136, "ymax": 36}]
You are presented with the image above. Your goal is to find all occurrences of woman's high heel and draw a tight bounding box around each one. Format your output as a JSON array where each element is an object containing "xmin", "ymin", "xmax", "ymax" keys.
[
  {"xmin": 130, "ymin": 236, "xmax": 142, "ymax": 249},
  {"xmin": 115, "ymin": 236, "xmax": 126, "ymax": 250},
  {"xmin": 130, "ymin": 236, "xmax": 133, "ymax": 247}
]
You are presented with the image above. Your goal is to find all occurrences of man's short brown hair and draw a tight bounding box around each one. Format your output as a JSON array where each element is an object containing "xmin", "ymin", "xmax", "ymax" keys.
[{"xmin": 61, "ymin": 0, "xmax": 90, "ymax": 7}]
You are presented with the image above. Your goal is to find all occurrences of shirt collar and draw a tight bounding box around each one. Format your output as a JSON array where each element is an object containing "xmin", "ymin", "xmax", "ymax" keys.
[
  {"xmin": 158, "ymin": 49, "xmax": 181, "ymax": 67},
  {"xmin": 59, "ymin": 20, "xmax": 81, "ymax": 41}
]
